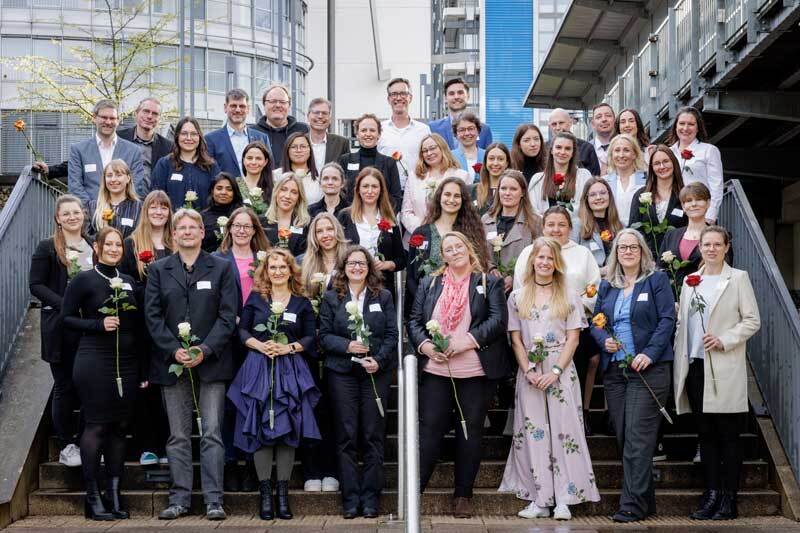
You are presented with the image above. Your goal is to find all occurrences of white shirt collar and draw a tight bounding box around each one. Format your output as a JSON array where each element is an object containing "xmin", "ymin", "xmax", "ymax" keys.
[
  {"xmin": 311, "ymin": 133, "xmax": 327, "ymax": 145},
  {"xmin": 227, "ymin": 123, "xmax": 247, "ymax": 137},
  {"xmin": 96, "ymin": 133, "xmax": 117, "ymax": 148}
]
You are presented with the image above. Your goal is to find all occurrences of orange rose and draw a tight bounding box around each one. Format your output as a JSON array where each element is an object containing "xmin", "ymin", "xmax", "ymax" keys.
[
  {"xmin": 600, "ymin": 230, "xmax": 613, "ymax": 243},
  {"xmin": 392, "ymin": 151, "xmax": 402, "ymax": 161},
  {"xmin": 277, "ymin": 227, "xmax": 292, "ymax": 240},
  {"xmin": 102, "ymin": 208, "xmax": 114, "ymax": 221},
  {"xmin": 14, "ymin": 119, "xmax": 25, "ymax": 132},
  {"xmin": 591, "ymin": 313, "xmax": 607, "ymax": 329},
  {"xmin": 584, "ymin": 284, "xmax": 597, "ymax": 298}
]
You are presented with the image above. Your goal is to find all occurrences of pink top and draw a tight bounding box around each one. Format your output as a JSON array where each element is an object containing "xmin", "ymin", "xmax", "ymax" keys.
[
  {"xmin": 679, "ymin": 237, "xmax": 698, "ymax": 261},
  {"xmin": 235, "ymin": 256, "xmax": 255, "ymax": 304},
  {"xmin": 425, "ymin": 284, "xmax": 485, "ymax": 379}
]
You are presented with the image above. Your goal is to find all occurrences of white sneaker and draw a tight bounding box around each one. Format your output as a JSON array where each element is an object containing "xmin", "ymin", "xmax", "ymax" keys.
[
  {"xmin": 321, "ymin": 477, "xmax": 339, "ymax": 492},
  {"xmin": 693, "ymin": 443, "xmax": 702, "ymax": 463},
  {"xmin": 517, "ymin": 501, "xmax": 549, "ymax": 518},
  {"xmin": 58, "ymin": 444, "xmax": 81, "ymax": 467},
  {"xmin": 553, "ymin": 503, "xmax": 571, "ymax": 520},
  {"xmin": 304, "ymin": 479, "xmax": 322, "ymax": 492},
  {"xmin": 159, "ymin": 456, "xmax": 169, "ymax": 465}
]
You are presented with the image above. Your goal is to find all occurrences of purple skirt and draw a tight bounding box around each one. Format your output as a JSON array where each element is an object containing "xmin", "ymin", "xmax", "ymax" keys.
[{"xmin": 227, "ymin": 351, "xmax": 321, "ymax": 452}]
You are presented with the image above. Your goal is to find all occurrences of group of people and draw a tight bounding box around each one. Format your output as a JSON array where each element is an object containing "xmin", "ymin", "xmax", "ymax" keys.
[{"xmin": 29, "ymin": 76, "xmax": 760, "ymax": 524}]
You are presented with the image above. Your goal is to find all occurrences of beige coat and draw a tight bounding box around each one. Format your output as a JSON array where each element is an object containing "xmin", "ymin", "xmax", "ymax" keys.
[
  {"xmin": 673, "ymin": 263, "xmax": 760, "ymax": 414},
  {"xmin": 482, "ymin": 211, "xmax": 542, "ymax": 272}
]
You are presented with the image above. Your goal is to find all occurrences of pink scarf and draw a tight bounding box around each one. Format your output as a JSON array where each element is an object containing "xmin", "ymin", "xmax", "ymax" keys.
[{"xmin": 438, "ymin": 269, "xmax": 471, "ymax": 334}]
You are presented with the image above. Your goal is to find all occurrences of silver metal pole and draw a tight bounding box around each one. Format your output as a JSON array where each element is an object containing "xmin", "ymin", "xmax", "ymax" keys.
[
  {"xmin": 277, "ymin": 0, "xmax": 284, "ymax": 83},
  {"xmin": 395, "ymin": 271, "xmax": 405, "ymax": 520},
  {"xmin": 178, "ymin": 0, "xmax": 185, "ymax": 116},
  {"xmin": 327, "ymin": 0, "xmax": 335, "ymax": 127},
  {"xmin": 189, "ymin": 0, "xmax": 195, "ymax": 116},
  {"xmin": 403, "ymin": 353, "xmax": 420, "ymax": 533},
  {"xmin": 289, "ymin": 0, "xmax": 297, "ymax": 116}
]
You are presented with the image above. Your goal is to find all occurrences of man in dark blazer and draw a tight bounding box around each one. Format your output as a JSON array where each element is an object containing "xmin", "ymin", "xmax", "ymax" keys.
[
  {"xmin": 307, "ymin": 97, "xmax": 350, "ymax": 169},
  {"xmin": 205, "ymin": 88, "xmax": 272, "ymax": 178},
  {"xmin": 547, "ymin": 108, "xmax": 601, "ymax": 177},
  {"xmin": 145, "ymin": 208, "xmax": 237, "ymax": 522},
  {"xmin": 117, "ymin": 97, "xmax": 174, "ymax": 191}
]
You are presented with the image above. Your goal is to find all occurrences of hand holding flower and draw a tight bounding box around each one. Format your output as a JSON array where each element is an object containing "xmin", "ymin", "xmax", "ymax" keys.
[
  {"xmin": 348, "ymin": 340, "xmax": 370, "ymax": 354},
  {"xmin": 630, "ymin": 353, "xmax": 652, "ymax": 372},
  {"xmin": 103, "ymin": 316, "xmax": 120, "ymax": 331},
  {"xmin": 703, "ymin": 333, "xmax": 723, "ymax": 352},
  {"xmin": 604, "ymin": 337, "xmax": 621, "ymax": 353},
  {"xmin": 360, "ymin": 356, "xmax": 379, "ymax": 374},
  {"xmin": 535, "ymin": 371, "xmax": 559, "ymax": 391}
]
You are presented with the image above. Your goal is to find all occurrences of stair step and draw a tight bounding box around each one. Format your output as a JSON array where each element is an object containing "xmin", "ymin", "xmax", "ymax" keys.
[
  {"xmin": 38, "ymin": 459, "xmax": 770, "ymax": 491},
  {"xmin": 28, "ymin": 488, "xmax": 782, "ymax": 517}
]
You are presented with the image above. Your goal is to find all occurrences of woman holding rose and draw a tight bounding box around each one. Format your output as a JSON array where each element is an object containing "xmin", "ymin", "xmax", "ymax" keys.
[
  {"xmin": 528, "ymin": 132, "xmax": 592, "ymax": 217},
  {"xmin": 574, "ymin": 177, "xmax": 624, "ymax": 276},
  {"xmin": 239, "ymin": 141, "xmax": 274, "ymax": 211},
  {"xmin": 87, "ymin": 160, "xmax": 141, "ymax": 239},
  {"xmin": 263, "ymin": 173, "xmax": 311, "ymax": 257},
  {"xmin": 319, "ymin": 245, "xmax": 397, "ymax": 518},
  {"xmin": 227, "ymin": 248, "xmax": 320, "ymax": 521},
  {"xmin": 200, "ymin": 172, "xmax": 244, "ymax": 252}
]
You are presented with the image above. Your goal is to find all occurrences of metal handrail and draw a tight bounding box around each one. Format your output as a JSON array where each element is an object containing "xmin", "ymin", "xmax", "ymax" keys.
[
  {"xmin": 403, "ymin": 352, "xmax": 421, "ymax": 533},
  {"xmin": 395, "ymin": 271, "xmax": 406, "ymax": 520}
]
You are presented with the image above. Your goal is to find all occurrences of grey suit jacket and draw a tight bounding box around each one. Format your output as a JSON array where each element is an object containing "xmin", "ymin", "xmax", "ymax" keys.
[
  {"xmin": 325, "ymin": 133, "xmax": 351, "ymax": 164},
  {"xmin": 68, "ymin": 136, "xmax": 146, "ymax": 205}
]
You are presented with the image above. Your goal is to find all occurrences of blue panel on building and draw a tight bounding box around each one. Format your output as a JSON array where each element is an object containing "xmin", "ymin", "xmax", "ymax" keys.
[{"xmin": 484, "ymin": 0, "xmax": 534, "ymax": 145}]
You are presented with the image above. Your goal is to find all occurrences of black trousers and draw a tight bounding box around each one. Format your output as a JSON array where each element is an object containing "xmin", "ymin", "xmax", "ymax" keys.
[
  {"xmin": 301, "ymin": 362, "xmax": 337, "ymax": 480},
  {"xmin": 685, "ymin": 359, "xmax": 744, "ymax": 492},
  {"xmin": 573, "ymin": 328, "xmax": 599, "ymax": 404},
  {"xmin": 328, "ymin": 367, "xmax": 392, "ymax": 510},
  {"xmin": 132, "ymin": 383, "xmax": 169, "ymax": 456},
  {"xmin": 49, "ymin": 353, "xmax": 82, "ymax": 448},
  {"xmin": 419, "ymin": 372, "xmax": 496, "ymax": 498}
]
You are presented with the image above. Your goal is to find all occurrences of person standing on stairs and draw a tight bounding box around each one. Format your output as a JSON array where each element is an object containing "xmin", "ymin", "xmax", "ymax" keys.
[
  {"xmin": 499, "ymin": 237, "xmax": 600, "ymax": 520},
  {"xmin": 61, "ymin": 227, "xmax": 143, "ymax": 521},
  {"xmin": 673, "ymin": 226, "xmax": 760, "ymax": 521}
]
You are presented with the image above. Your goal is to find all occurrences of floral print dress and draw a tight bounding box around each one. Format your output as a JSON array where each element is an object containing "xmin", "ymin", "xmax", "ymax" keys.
[{"xmin": 498, "ymin": 290, "xmax": 600, "ymax": 507}]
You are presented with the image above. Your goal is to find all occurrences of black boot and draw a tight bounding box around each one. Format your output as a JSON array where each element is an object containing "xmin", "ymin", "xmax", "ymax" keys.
[
  {"xmin": 276, "ymin": 480, "xmax": 293, "ymax": 520},
  {"xmin": 84, "ymin": 480, "xmax": 114, "ymax": 521},
  {"xmin": 102, "ymin": 477, "xmax": 129, "ymax": 519},
  {"xmin": 258, "ymin": 480, "xmax": 274, "ymax": 520},
  {"xmin": 689, "ymin": 489, "xmax": 720, "ymax": 520},
  {"xmin": 583, "ymin": 409, "xmax": 593, "ymax": 436},
  {"xmin": 712, "ymin": 490, "xmax": 737, "ymax": 520}
]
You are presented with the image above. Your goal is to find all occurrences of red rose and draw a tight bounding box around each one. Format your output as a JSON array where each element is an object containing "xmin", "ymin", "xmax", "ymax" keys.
[
  {"xmin": 553, "ymin": 173, "xmax": 565, "ymax": 186},
  {"xmin": 409, "ymin": 234, "xmax": 425, "ymax": 248},
  {"xmin": 472, "ymin": 162, "xmax": 483, "ymax": 173},
  {"xmin": 392, "ymin": 151, "xmax": 402, "ymax": 161},
  {"xmin": 685, "ymin": 274, "xmax": 702, "ymax": 287},
  {"xmin": 377, "ymin": 219, "xmax": 392, "ymax": 232},
  {"xmin": 681, "ymin": 149, "xmax": 694, "ymax": 160},
  {"xmin": 138, "ymin": 250, "xmax": 155, "ymax": 264}
]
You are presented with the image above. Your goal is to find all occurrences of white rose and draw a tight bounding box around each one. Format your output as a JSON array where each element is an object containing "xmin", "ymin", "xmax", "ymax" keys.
[
  {"xmin": 532, "ymin": 335, "xmax": 545, "ymax": 345},
  {"xmin": 425, "ymin": 180, "xmax": 438, "ymax": 191},
  {"xmin": 109, "ymin": 277, "xmax": 124, "ymax": 290},
  {"xmin": 217, "ymin": 216, "xmax": 229, "ymax": 228},
  {"xmin": 312, "ymin": 272, "xmax": 326, "ymax": 284},
  {"xmin": 66, "ymin": 250, "xmax": 79, "ymax": 262},
  {"xmin": 661, "ymin": 250, "xmax": 676, "ymax": 263},
  {"xmin": 639, "ymin": 191, "xmax": 653, "ymax": 205},
  {"xmin": 345, "ymin": 300, "xmax": 360, "ymax": 317},
  {"xmin": 270, "ymin": 301, "xmax": 286, "ymax": 316},
  {"xmin": 256, "ymin": 250, "xmax": 268, "ymax": 262},
  {"xmin": 243, "ymin": 198, "xmax": 252, "ymax": 205},
  {"xmin": 251, "ymin": 186, "xmax": 262, "ymax": 197},
  {"xmin": 185, "ymin": 190, "xmax": 198, "ymax": 202},
  {"xmin": 491, "ymin": 235, "xmax": 504, "ymax": 252},
  {"xmin": 178, "ymin": 322, "xmax": 191, "ymax": 338},
  {"xmin": 426, "ymin": 319, "xmax": 441, "ymax": 334}
]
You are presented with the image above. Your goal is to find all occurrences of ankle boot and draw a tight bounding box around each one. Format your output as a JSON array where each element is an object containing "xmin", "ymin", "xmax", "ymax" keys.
[
  {"xmin": 102, "ymin": 477, "xmax": 129, "ymax": 519},
  {"xmin": 258, "ymin": 479, "xmax": 274, "ymax": 520},
  {"xmin": 712, "ymin": 490, "xmax": 737, "ymax": 520},
  {"xmin": 276, "ymin": 480, "xmax": 293, "ymax": 519},
  {"xmin": 689, "ymin": 489, "xmax": 720, "ymax": 520},
  {"xmin": 84, "ymin": 480, "xmax": 114, "ymax": 521}
]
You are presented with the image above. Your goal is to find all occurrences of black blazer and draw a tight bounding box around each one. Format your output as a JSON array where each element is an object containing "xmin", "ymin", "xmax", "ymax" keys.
[
  {"xmin": 408, "ymin": 272, "xmax": 512, "ymax": 380},
  {"xmin": 263, "ymin": 222, "xmax": 308, "ymax": 257},
  {"xmin": 660, "ymin": 225, "xmax": 733, "ymax": 288},
  {"xmin": 29, "ymin": 238, "xmax": 87, "ymax": 363},
  {"xmin": 577, "ymin": 138, "xmax": 601, "ymax": 176},
  {"xmin": 628, "ymin": 186, "xmax": 688, "ymax": 259},
  {"xmin": 338, "ymin": 151, "xmax": 402, "ymax": 213},
  {"xmin": 405, "ymin": 224, "xmax": 439, "ymax": 301},
  {"xmin": 319, "ymin": 287, "xmax": 398, "ymax": 373},
  {"xmin": 308, "ymin": 196, "xmax": 349, "ymax": 219},
  {"xmin": 117, "ymin": 126, "xmax": 174, "ymax": 188},
  {"xmin": 144, "ymin": 251, "xmax": 238, "ymax": 385},
  {"xmin": 325, "ymin": 133, "xmax": 351, "ymax": 164}
]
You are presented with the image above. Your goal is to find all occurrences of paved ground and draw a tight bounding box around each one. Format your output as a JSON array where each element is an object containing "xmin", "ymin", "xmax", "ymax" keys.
[{"xmin": 5, "ymin": 515, "xmax": 800, "ymax": 532}]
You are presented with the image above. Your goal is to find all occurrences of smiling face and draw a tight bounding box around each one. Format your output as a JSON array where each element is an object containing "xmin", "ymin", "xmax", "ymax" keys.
[
  {"xmin": 498, "ymin": 176, "xmax": 523, "ymax": 210},
  {"xmin": 650, "ymin": 150, "xmax": 674, "ymax": 180},
  {"xmin": 95, "ymin": 231, "xmax": 124, "ymax": 265},
  {"xmin": 93, "ymin": 106, "xmax": 119, "ymax": 137},
  {"xmin": 356, "ymin": 117, "xmax": 380, "ymax": 148},
  {"xmin": 264, "ymin": 87, "xmax": 290, "ymax": 125},
  {"xmin": 173, "ymin": 215, "xmax": 204, "ymax": 249},
  {"xmin": 287, "ymin": 136, "xmax": 311, "ymax": 167},
  {"xmin": 618, "ymin": 110, "xmax": 638, "ymax": 137},
  {"xmin": 344, "ymin": 250, "xmax": 369, "ymax": 283},
  {"xmin": 586, "ymin": 181, "xmax": 610, "ymax": 212},
  {"xmin": 542, "ymin": 212, "xmax": 571, "ymax": 244},
  {"xmin": 616, "ymin": 232, "xmax": 642, "ymax": 270},
  {"xmin": 177, "ymin": 121, "xmax": 200, "ymax": 153},
  {"xmin": 548, "ymin": 110, "xmax": 572, "ymax": 134},
  {"xmin": 520, "ymin": 128, "xmax": 542, "ymax": 158},
  {"xmin": 212, "ymin": 179, "xmax": 235, "ymax": 205},
  {"xmin": 147, "ymin": 200, "xmax": 170, "ymax": 229},
  {"xmin": 676, "ymin": 112, "xmax": 699, "ymax": 145},
  {"xmin": 455, "ymin": 119, "xmax": 478, "ymax": 148},
  {"xmin": 57, "ymin": 200, "xmax": 85, "ymax": 233},
  {"xmin": 243, "ymin": 146, "xmax": 268, "ymax": 176},
  {"xmin": 104, "ymin": 166, "xmax": 131, "ymax": 196},
  {"xmin": 267, "ymin": 253, "xmax": 290, "ymax": 286},
  {"xmin": 135, "ymin": 99, "xmax": 161, "ymax": 132},
  {"xmin": 485, "ymin": 147, "xmax": 508, "ymax": 177},
  {"xmin": 551, "ymin": 137, "xmax": 574, "ymax": 167},
  {"xmin": 532, "ymin": 244, "xmax": 556, "ymax": 279},
  {"xmin": 439, "ymin": 182, "xmax": 463, "ymax": 215},
  {"xmin": 307, "ymin": 102, "xmax": 332, "ymax": 132},
  {"xmin": 700, "ymin": 230, "xmax": 729, "ymax": 266},
  {"xmin": 591, "ymin": 105, "xmax": 615, "ymax": 136},
  {"xmin": 445, "ymin": 82, "xmax": 468, "ymax": 113},
  {"xmin": 387, "ymin": 80, "xmax": 412, "ymax": 115},
  {"xmin": 276, "ymin": 179, "xmax": 300, "ymax": 212},
  {"xmin": 358, "ymin": 175, "xmax": 381, "ymax": 206},
  {"xmin": 224, "ymin": 97, "xmax": 249, "ymax": 128},
  {"xmin": 442, "ymin": 234, "xmax": 470, "ymax": 270},
  {"xmin": 230, "ymin": 212, "xmax": 255, "ymax": 248},
  {"xmin": 320, "ymin": 167, "xmax": 344, "ymax": 196},
  {"xmin": 611, "ymin": 139, "xmax": 635, "ymax": 172},
  {"xmin": 314, "ymin": 217, "xmax": 337, "ymax": 251},
  {"xmin": 681, "ymin": 194, "xmax": 709, "ymax": 220},
  {"xmin": 421, "ymin": 137, "xmax": 443, "ymax": 169}
]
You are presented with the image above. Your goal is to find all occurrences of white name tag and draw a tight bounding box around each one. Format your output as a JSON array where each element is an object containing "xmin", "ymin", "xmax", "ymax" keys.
[
  {"xmin": 121, "ymin": 217, "xmax": 134, "ymax": 227},
  {"xmin": 170, "ymin": 173, "xmax": 183, "ymax": 181},
  {"xmin": 197, "ymin": 280, "xmax": 211, "ymax": 290},
  {"xmin": 420, "ymin": 240, "xmax": 429, "ymax": 250},
  {"xmin": 589, "ymin": 241, "xmax": 600, "ymax": 251},
  {"xmin": 347, "ymin": 163, "xmax": 359, "ymax": 171},
  {"xmin": 283, "ymin": 312, "xmax": 297, "ymax": 323},
  {"xmin": 476, "ymin": 285, "xmax": 485, "ymax": 295},
  {"xmin": 84, "ymin": 164, "xmax": 96, "ymax": 172},
  {"xmin": 290, "ymin": 226, "xmax": 303, "ymax": 235},
  {"xmin": 637, "ymin": 292, "xmax": 649, "ymax": 302},
  {"xmin": 369, "ymin": 303, "xmax": 382, "ymax": 313},
  {"xmin": 486, "ymin": 231, "xmax": 497, "ymax": 240},
  {"xmin": 122, "ymin": 283, "xmax": 132, "ymax": 291},
  {"xmin": 84, "ymin": 256, "xmax": 93, "ymax": 265},
  {"xmin": 671, "ymin": 208, "xmax": 684, "ymax": 217}
]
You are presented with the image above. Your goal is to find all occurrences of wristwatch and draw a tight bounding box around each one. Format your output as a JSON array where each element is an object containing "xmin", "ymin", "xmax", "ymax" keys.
[{"xmin": 551, "ymin": 365, "xmax": 563, "ymax": 376}]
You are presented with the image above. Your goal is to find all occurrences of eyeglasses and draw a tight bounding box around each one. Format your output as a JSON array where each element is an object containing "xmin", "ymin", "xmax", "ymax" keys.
[
  {"xmin": 290, "ymin": 144, "xmax": 310, "ymax": 151},
  {"xmin": 346, "ymin": 260, "xmax": 368, "ymax": 268},
  {"xmin": 456, "ymin": 126, "xmax": 478, "ymax": 134},
  {"xmin": 388, "ymin": 91, "xmax": 410, "ymax": 98},
  {"xmin": 309, "ymin": 110, "xmax": 330, "ymax": 117},
  {"xmin": 618, "ymin": 244, "xmax": 641, "ymax": 253},
  {"xmin": 232, "ymin": 224, "xmax": 254, "ymax": 232},
  {"xmin": 179, "ymin": 131, "xmax": 200, "ymax": 138},
  {"xmin": 265, "ymin": 99, "xmax": 289, "ymax": 106},
  {"xmin": 268, "ymin": 265, "xmax": 289, "ymax": 272},
  {"xmin": 421, "ymin": 146, "xmax": 439, "ymax": 154}
]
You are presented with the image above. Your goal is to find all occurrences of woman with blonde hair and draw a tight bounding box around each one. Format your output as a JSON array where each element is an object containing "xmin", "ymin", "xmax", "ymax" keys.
[
  {"xmin": 604, "ymin": 134, "xmax": 646, "ymax": 226},
  {"xmin": 88, "ymin": 159, "xmax": 141, "ymax": 239},
  {"xmin": 263, "ymin": 173, "xmax": 311, "ymax": 256},
  {"xmin": 500, "ymin": 237, "xmax": 599, "ymax": 520},
  {"xmin": 300, "ymin": 213, "xmax": 349, "ymax": 294},
  {"xmin": 401, "ymin": 133, "xmax": 470, "ymax": 240}
]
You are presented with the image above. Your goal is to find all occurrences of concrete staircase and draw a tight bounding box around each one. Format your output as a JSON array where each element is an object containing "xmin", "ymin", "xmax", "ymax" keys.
[{"xmin": 26, "ymin": 380, "xmax": 784, "ymax": 518}]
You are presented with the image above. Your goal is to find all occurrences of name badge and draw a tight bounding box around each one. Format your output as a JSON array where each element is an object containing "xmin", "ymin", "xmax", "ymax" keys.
[
  {"xmin": 671, "ymin": 208, "xmax": 684, "ymax": 217},
  {"xmin": 347, "ymin": 163, "xmax": 359, "ymax": 171},
  {"xmin": 84, "ymin": 256, "xmax": 93, "ymax": 266},
  {"xmin": 170, "ymin": 173, "xmax": 183, "ymax": 181},
  {"xmin": 84, "ymin": 164, "xmax": 96, "ymax": 172},
  {"xmin": 121, "ymin": 283, "xmax": 132, "ymax": 291},
  {"xmin": 589, "ymin": 241, "xmax": 600, "ymax": 251},
  {"xmin": 420, "ymin": 240, "xmax": 429, "ymax": 250},
  {"xmin": 197, "ymin": 280, "xmax": 211, "ymax": 290},
  {"xmin": 290, "ymin": 226, "xmax": 303, "ymax": 235},
  {"xmin": 283, "ymin": 312, "xmax": 297, "ymax": 323},
  {"xmin": 637, "ymin": 292, "xmax": 649, "ymax": 302},
  {"xmin": 121, "ymin": 217, "xmax": 134, "ymax": 227},
  {"xmin": 369, "ymin": 303, "xmax": 382, "ymax": 313},
  {"xmin": 476, "ymin": 285, "xmax": 485, "ymax": 295},
  {"xmin": 486, "ymin": 231, "xmax": 497, "ymax": 240}
]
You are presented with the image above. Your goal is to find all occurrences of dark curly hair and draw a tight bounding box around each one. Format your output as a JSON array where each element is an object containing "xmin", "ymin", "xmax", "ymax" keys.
[{"xmin": 331, "ymin": 244, "xmax": 384, "ymax": 298}]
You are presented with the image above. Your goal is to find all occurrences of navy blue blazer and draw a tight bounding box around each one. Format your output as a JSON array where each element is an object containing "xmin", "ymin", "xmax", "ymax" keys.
[
  {"xmin": 590, "ymin": 271, "xmax": 676, "ymax": 371},
  {"xmin": 205, "ymin": 126, "xmax": 272, "ymax": 178},
  {"xmin": 239, "ymin": 293, "xmax": 317, "ymax": 358},
  {"xmin": 151, "ymin": 156, "xmax": 221, "ymax": 212}
]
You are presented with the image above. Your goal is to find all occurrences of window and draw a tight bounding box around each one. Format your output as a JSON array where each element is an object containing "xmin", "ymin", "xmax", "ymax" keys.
[
  {"xmin": 255, "ymin": 58, "xmax": 274, "ymax": 99},
  {"xmin": 2, "ymin": 38, "xmax": 31, "ymax": 81},
  {"xmin": 207, "ymin": 0, "xmax": 227, "ymax": 22},
  {"xmin": 181, "ymin": 47, "xmax": 205, "ymax": 91},
  {"xmin": 153, "ymin": 0, "xmax": 175, "ymax": 13},
  {"xmin": 153, "ymin": 46, "xmax": 177, "ymax": 85},
  {"xmin": 236, "ymin": 55, "xmax": 253, "ymax": 98},
  {"xmin": 255, "ymin": 0, "xmax": 272, "ymax": 29},
  {"xmin": 208, "ymin": 51, "xmax": 226, "ymax": 93},
  {"xmin": 233, "ymin": 1, "xmax": 251, "ymax": 27}
]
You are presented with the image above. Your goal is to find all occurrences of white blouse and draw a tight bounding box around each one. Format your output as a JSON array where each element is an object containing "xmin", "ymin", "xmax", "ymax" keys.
[
  {"xmin": 400, "ymin": 167, "xmax": 470, "ymax": 241},
  {"xmin": 670, "ymin": 139, "xmax": 723, "ymax": 222},
  {"xmin": 527, "ymin": 168, "xmax": 593, "ymax": 218}
]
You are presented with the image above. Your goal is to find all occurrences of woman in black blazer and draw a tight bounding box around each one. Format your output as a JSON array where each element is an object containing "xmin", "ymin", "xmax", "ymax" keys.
[
  {"xmin": 263, "ymin": 173, "xmax": 310, "ymax": 257},
  {"xmin": 319, "ymin": 245, "xmax": 398, "ymax": 519},
  {"xmin": 339, "ymin": 113, "xmax": 402, "ymax": 212},
  {"xmin": 29, "ymin": 194, "xmax": 93, "ymax": 469},
  {"xmin": 308, "ymin": 162, "xmax": 350, "ymax": 219},
  {"xmin": 337, "ymin": 167, "xmax": 406, "ymax": 299},
  {"xmin": 408, "ymin": 231, "xmax": 511, "ymax": 518},
  {"xmin": 629, "ymin": 145, "xmax": 688, "ymax": 259}
]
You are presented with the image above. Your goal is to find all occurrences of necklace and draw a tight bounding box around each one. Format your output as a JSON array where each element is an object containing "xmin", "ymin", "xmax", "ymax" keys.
[
  {"xmin": 93, "ymin": 265, "xmax": 120, "ymax": 281},
  {"xmin": 534, "ymin": 278, "xmax": 553, "ymax": 286}
]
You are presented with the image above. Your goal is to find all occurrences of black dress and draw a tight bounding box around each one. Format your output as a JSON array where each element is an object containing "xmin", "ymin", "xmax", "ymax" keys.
[{"xmin": 62, "ymin": 263, "xmax": 143, "ymax": 423}]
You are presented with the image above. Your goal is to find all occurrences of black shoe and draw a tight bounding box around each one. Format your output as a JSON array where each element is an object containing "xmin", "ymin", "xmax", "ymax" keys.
[
  {"xmin": 652, "ymin": 440, "xmax": 667, "ymax": 462},
  {"xmin": 258, "ymin": 479, "xmax": 274, "ymax": 520},
  {"xmin": 223, "ymin": 465, "xmax": 240, "ymax": 492},
  {"xmin": 102, "ymin": 477, "xmax": 129, "ymax": 519},
  {"xmin": 612, "ymin": 510, "xmax": 641, "ymax": 523},
  {"xmin": 690, "ymin": 489, "xmax": 720, "ymax": 520},
  {"xmin": 342, "ymin": 508, "xmax": 359, "ymax": 519},
  {"xmin": 362, "ymin": 507, "xmax": 379, "ymax": 518},
  {"xmin": 276, "ymin": 480, "xmax": 293, "ymax": 520},
  {"xmin": 84, "ymin": 480, "xmax": 115, "ymax": 521},
  {"xmin": 583, "ymin": 409, "xmax": 593, "ymax": 436},
  {"xmin": 206, "ymin": 502, "xmax": 227, "ymax": 520},
  {"xmin": 711, "ymin": 490, "xmax": 738, "ymax": 520}
]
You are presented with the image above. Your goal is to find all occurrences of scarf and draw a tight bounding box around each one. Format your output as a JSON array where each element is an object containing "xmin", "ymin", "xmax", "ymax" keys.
[{"xmin": 438, "ymin": 269, "xmax": 471, "ymax": 335}]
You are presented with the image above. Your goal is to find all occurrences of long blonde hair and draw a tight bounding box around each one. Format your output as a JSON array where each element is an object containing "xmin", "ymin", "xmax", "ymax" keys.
[
  {"xmin": 301, "ymin": 213, "xmax": 349, "ymax": 298},
  {"xmin": 516, "ymin": 237, "xmax": 571, "ymax": 321},
  {"xmin": 606, "ymin": 133, "xmax": 646, "ymax": 174},
  {"xmin": 93, "ymin": 159, "xmax": 139, "ymax": 231},
  {"xmin": 414, "ymin": 133, "xmax": 460, "ymax": 178},
  {"xmin": 130, "ymin": 190, "xmax": 174, "ymax": 277},
  {"xmin": 265, "ymin": 172, "xmax": 311, "ymax": 227}
]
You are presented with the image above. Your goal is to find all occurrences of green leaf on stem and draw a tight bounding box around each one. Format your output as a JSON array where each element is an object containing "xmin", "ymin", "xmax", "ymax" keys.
[{"xmin": 168, "ymin": 363, "xmax": 184, "ymax": 377}]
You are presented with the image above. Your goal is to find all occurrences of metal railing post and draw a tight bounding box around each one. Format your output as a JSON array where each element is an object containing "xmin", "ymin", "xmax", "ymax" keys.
[
  {"xmin": 395, "ymin": 271, "xmax": 406, "ymax": 520},
  {"xmin": 403, "ymin": 353, "xmax": 421, "ymax": 533}
]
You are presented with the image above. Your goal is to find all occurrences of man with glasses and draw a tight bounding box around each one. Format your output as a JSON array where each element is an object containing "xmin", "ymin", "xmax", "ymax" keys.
[
  {"xmin": 117, "ymin": 98, "xmax": 174, "ymax": 190},
  {"xmin": 67, "ymin": 99, "xmax": 146, "ymax": 205},
  {"xmin": 145, "ymin": 208, "xmax": 237, "ymax": 522},
  {"xmin": 376, "ymin": 77, "xmax": 430, "ymax": 190},
  {"xmin": 307, "ymin": 97, "xmax": 349, "ymax": 169},
  {"xmin": 428, "ymin": 78, "xmax": 493, "ymax": 150},
  {"xmin": 253, "ymin": 84, "xmax": 309, "ymax": 168},
  {"xmin": 206, "ymin": 88, "xmax": 272, "ymax": 178}
]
